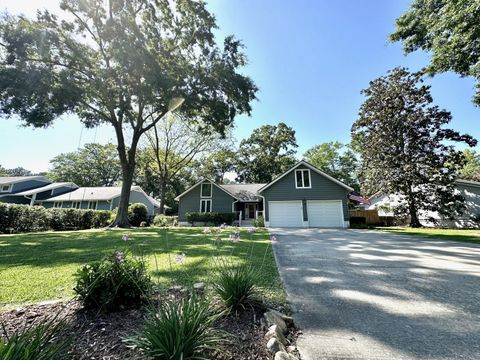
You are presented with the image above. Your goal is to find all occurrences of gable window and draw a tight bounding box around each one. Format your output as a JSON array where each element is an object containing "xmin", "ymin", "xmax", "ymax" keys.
[
  {"xmin": 1, "ymin": 184, "xmax": 12, "ymax": 192},
  {"xmin": 200, "ymin": 199, "xmax": 212, "ymax": 213},
  {"xmin": 53, "ymin": 202, "xmax": 63, "ymax": 208},
  {"xmin": 87, "ymin": 201, "xmax": 98, "ymax": 210},
  {"xmin": 72, "ymin": 201, "xmax": 82, "ymax": 209},
  {"xmin": 201, "ymin": 183, "xmax": 212, "ymax": 197},
  {"xmin": 295, "ymin": 169, "xmax": 311, "ymax": 189}
]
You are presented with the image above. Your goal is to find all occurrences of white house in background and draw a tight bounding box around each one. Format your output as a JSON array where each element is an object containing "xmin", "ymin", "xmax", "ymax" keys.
[{"xmin": 367, "ymin": 179, "xmax": 480, "ymax": 228}]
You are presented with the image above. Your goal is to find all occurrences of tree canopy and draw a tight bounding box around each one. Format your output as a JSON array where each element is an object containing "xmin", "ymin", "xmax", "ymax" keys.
[
  {"xmin": 459, "ymin": 149, "xmax": 480, "ymax": 182},
  {"xmin": 0, "ymin": 0, "xmax": 257, "ymax": 226},
  {"xmin": 235, "ymin": 122, "xmax": 298, "ymax": 183},
  {"xmin": 390, "ymin": 0, "xmax": 480, "ymax": 105},
  {"xmin": 303, "ymin": 141, "xmax": 359, "ymax": 190},
  {"xmin": 49, "ymin": 143, "xmax": 121, "ymax": 186},
  {"xmin": 352, "ymin": 67, "xmax": 477, "ymax": 227}
]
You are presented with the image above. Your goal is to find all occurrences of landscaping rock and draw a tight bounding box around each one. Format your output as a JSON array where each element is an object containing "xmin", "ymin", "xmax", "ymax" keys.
[
  {"xmin": 274, "ymin": 351, "xmax": 298, "ymax": 360},
  {"xmin": 286, "ymin": 345, "xmax": 297, "ymax": 353},
  {"xmin": 268, "ymin": 309, "xmax": 294, "ymax": 327},
  {"xmin": 264, "ymin": 310, "xmax": 287, "ymax": 334},
  {"xmin": 267, "ymin": 337, "xmax": 286, "ymax": 354},
  {"xmin": 193, "ymin": 282, "xmax": 205, "ymax": 291},
  {"xmin": 265, "ymin": 324, "xmax": 287, "ymax": 345}
]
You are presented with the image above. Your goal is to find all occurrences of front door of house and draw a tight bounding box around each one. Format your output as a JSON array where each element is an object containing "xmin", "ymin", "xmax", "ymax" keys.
[{"xmin": 246, "ymin": 203, "xmax": 256, "ymax": 219}]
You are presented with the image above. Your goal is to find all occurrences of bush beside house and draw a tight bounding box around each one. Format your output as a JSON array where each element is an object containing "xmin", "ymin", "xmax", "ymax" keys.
[{"xmin": 186, "ymin": 212, "xmax": 236, "ymax": 226}]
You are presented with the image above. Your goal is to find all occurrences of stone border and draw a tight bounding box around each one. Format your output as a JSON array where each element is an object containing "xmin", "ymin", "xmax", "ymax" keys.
[{"xmin": 263, "ymin": 309, "xmax": 300, "ymax": 360}]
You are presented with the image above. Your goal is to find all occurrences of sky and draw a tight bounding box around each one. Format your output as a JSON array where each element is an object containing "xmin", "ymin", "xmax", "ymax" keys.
[{"xmin": 0, "ymin": 0, "xmax": 479, "ymax": 173}]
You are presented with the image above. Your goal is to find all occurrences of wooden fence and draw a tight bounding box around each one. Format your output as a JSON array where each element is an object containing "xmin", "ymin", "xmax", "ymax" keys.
[{"xmin": 349, "ymin": 209, "xmax": 380, "ymax": 225}]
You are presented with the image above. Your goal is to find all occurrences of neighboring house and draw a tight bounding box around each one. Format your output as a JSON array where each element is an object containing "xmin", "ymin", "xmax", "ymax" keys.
[
  {"xmin": 175, "ymin": 161, "xmax": 353, "ymax": 228},
  {"xmin": 0, "ymin": 176, "xmax": 160, "ymax": 216},
  {"xmin": 367, "ymin": 179, "xmax": 480, "ymax": 228}
]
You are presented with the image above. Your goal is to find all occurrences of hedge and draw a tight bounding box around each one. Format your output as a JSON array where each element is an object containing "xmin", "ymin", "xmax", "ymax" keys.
[
  {"xmin": 185, "ymin": 212, "xmax": 236, "ymax": 226},
  {"xmin": 0, "ymin": 203, "xmax": 112, "ymax": 234},
  {"xmin": 152, "ymin": 215, "xmax": 178, "ymax": 227}
]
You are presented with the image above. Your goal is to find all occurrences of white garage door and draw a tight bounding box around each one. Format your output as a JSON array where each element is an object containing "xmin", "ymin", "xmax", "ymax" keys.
[
  {"xmin": 269, "ymin": 201, "xmax": 303, "ymax": 228},
  {"xmin": 307, "ymin": 200, "xmax": 344, "ymax": 228}
]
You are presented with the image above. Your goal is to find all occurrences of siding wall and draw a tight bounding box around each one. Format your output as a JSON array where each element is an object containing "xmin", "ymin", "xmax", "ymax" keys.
[
  {"xmin": 0, "ymin": 179, "xmax": 50, "ymax": 194},
  {"xmin": 260, "ymin": 165, "xmax": 350, "ymax": 221},
  {"xmin": 110, "ymin": 190, "xmax": 155, "ymax": 215},
  {"xmin": 178, "ymin": 181, "xmax": 235, "ymax": 221}
]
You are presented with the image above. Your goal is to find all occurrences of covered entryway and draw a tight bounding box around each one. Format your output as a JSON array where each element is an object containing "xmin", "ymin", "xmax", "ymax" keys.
[
  {"xmin": 269, "ymin": 201, "xmax": 303, "ymax": 227},
  {"xmin": 307, "ymin": 200, "xmax": 344, "ymax": 227}
]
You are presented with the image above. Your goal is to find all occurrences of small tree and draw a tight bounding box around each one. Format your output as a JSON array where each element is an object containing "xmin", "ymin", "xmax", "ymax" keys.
[
  {"xmin": 459, "ymin": 149, "xmax": 480, "ymax": 182},
  {"xmin": 352, "ymin": 67, "xmax": 477, "ymax": 227},
  {"xmin": 0, "ymin": 0, "xmax": 257, "ymax": 226},
  {"xmin": 236, "ymin": 122, "xmax": 298, "ymax": 183}
]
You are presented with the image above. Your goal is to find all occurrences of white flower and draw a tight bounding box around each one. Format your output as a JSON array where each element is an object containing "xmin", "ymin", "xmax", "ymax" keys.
[{"xmin": 174, "ymin": 253, "xmax": 186, "ymax": 264}]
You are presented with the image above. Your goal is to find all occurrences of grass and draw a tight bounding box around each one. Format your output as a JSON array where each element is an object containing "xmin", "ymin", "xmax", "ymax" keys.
[
  {"xmin": 0, "ymin": 227, "xmax": 285, "ymax": 309},
  {"xmin": 377, "ymin": 226, "xmax": 480, "ymax": 244}
]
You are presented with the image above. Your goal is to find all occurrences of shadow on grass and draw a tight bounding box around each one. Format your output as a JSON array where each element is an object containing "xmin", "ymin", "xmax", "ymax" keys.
[{"xmin": 377, "ymin": 227, "xmax": 480, "ymax": 245}]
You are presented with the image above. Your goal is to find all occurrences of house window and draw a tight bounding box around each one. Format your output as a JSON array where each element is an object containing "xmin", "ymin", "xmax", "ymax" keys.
[
  {"xmin": 87, "ymin": 201, "xmax": 98, "ymax": 210},
  {"xmin": 295, "ymin": 169, "xmax": 311, "ymax": 188},
  {"xmin": 201, "ymin": 183, "xmax": 212, "ymax": 197},
  {"xmin": 200, "ymin": 199, "xmax": 212, "ymax": 213},
  {"xmin": 72, "ymin": 201, "xmax": 82, "ymax": 209},
  {"xmin": 1, "ymin": 184, "xmax": 12, "ymax": 192},
  {"xmin": 53, "ymin": 202, "xmax": 63, "ymax": 208}
]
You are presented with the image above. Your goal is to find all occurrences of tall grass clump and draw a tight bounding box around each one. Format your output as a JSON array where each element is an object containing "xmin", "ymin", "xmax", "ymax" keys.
[
  {"xmin": 127, "ymin": 294, "xmax": 225, "ymax": 359},
  {"xmin": 0, "ymin": 318, "xmax": 71, "ymax": 360}
]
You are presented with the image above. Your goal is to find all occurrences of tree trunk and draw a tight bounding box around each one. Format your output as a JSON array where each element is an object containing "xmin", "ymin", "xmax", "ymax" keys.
[
  {"xmin": 408, "ymin": 199, "xmax": 422, "ymax": 228},
  {"xmin": 159, "ymin": 177, "xmax": 167, "ymax": 214}
]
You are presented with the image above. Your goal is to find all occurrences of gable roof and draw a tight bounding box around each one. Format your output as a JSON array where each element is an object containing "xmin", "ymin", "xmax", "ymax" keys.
[
  {"xmin": 43, "ymin": 186, "xmax": 154, "ymax": 204},
  {"xmin": 0, "ymin": 176, "xmax": 50, "ymax": 185},
  {"xmin": 258, "ymin": 160, "xmax": 354, "ymax": 193},
  {"xmin": 14, "ymin": 182, "xmax": 78, "ymax": 196},
  {"xmin": 220, "ymin": 183, "xmax": 266, "ymax": 202},
  {"xmin": 174, "ymin": 179, "xmax": 238, "ymax": 201}
]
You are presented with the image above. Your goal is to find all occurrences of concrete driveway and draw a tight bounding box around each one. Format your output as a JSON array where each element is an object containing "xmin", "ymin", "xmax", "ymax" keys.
[{"xmin": 271, "ymin": 228, "xmax": 480, "ymax": 360}]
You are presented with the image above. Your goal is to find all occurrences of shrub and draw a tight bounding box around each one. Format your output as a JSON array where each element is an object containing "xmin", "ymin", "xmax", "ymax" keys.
[
  {"xmin": 92, "ymin": 210, "xmax": 112, "ymax": 228},
  {"xmin": 349, "ymin": 216, "xmax": 366, "ymax": 225},
  {"xmin": 186, "ymin": 212, "xmax": 235, "ymax": 226},
  {"xmin": 153, "ymin": 214, "xmax": 178, "ymax": 227},
  {"xmin": 213, "ymin": 263, "xmax": 258, "ymax": 310},
  {"xmin": 128, "ymin": 203, "xmax": 148, "ymax": 227},
  {"xmin": 74, "ymin": 250, "xmax": 152, "ymax": 312},
  {"xmin": 127, "ymin": 294, "xmax": 225, "ymax": 359},
  {"xmin": 254, "ymin": 215, "xmax": 265, "ymax": 228},
  {"xmin": 0, "ymin": 317, "xmax": 71, "ymax": 360}
]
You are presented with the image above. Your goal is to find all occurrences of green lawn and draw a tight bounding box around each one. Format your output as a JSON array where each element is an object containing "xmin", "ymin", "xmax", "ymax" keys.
[
  {"xmin": 0, "ymin": 227, "xmax": 285, "ymax": 309},
  {"xmin": 377, "ymin": 227, "xmax": 480, "ymax": 244}
]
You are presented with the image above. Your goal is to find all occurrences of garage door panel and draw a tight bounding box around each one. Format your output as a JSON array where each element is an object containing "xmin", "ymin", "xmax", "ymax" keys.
[
  {"xmin": 307, "ymin": 200, "xmax": 344, "ymax": 227},
  {"xmin": 269, "ymin": 201, "xmax": 303, "ymax": 228}
]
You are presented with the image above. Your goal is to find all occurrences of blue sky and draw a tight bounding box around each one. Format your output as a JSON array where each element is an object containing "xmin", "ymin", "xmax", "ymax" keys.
[{"xmin": 1, "ymin": 0, "xmax": 479, "ymax": 172}]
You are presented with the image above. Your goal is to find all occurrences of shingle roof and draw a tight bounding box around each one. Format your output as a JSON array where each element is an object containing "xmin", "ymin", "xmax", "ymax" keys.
[
  {"xmin": 0, "ymin": 176, "xmax": 49, "ymax": 185},
  {"xmin": 43, "ymin": 186, "xmax": 150, "ymax": 202},
  {"xmin": 14, "ymin": 182, "xmax": 77, "ymax": 196},
  {"xmin": 219, "ymin": 183, "xmax": 266, "ymax": 202}
]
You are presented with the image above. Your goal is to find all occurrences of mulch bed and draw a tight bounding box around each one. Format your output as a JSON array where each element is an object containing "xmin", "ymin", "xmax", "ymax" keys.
[{"xmin": 0, "ymin": 294, "xmax": 296, "ymax": 359}]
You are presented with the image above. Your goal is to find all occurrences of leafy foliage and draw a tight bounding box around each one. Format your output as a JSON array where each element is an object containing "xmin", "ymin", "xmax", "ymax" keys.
[
  {"xmin": 74, "ymin": 250, "xmax": 152, "ymax": 312},
  {"xmin": 254, "ymin": 215, "xmax": 265, "ymax": 228},
  {"xmin": 459, "ymin": 149, "xmax": 480, "ymax": 182},
  {"xmin": 303, "ymin": 141, "xmax": 359, "ymax": 190},
  {"xmin": 152, "ymin": 215, "xmax": 178, "ymax": 227},
  {"xmin": 49, "ymin": 143, "xmax": 122, "ymax": 187},
  {"xmin": 235, "ymin": 123, "xmax": 298, "ymax": 183},
  {"xmin": 186, "ymin": 212, "xmax": 236, "ymax": 226},
  {"xmin": 213, "ymin": 263, "xmax": 259, "ymax": 310},
  {"xmin": 390, "ymin": 0, "xmax": 480, "ymax": 105},
  {"xmin": 0, "ymin": 0, "xmax": 257, "ymax": 226},
  {"xmin": 196, "ymin": 148, "xmax": 238, "ymax": 183},
  {"xmin": 127, "ymin": 294, "xmax": 225, "ymax": 360},
  {"xmin": 0, "ymin": 203, "xmax": 111, "ymax": 233},
  {"xmin": 0, "ymin": 317, "xmax": 71, "ymax": 360},
  {"xmin": 352, "ymin": 67, "xmax": 477, "ymax": 227},
  {"xmin": 127, "ymin": 203, "xmax": 148, "ymax": 227}
]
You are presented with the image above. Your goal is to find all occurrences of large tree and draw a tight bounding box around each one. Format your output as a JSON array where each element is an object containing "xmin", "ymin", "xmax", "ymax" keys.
[
  {"xmin": 49, "ymin": 143, "xmax": 122, "ymax": 186},
  {"xmin": 459, "ymin": 149, "xmax": 480, "ymax": 182},
  {"xmin": 352, "ymin": 67, "xmax": 477, "ymax": 227},
  {"xmin": 140, "ymin": 115, "xmax": 226, "ymax": 213},
  {"xmin": 195, "ymin": 147, "xmax": 237, "ymax": 183},
  {"xmin": 236, "ymin": 122, "xmax": 297, "ymax": 183},
  {"xmin": 303, "ymin": 141, "xmax": 359, "ymax": 190},
  {"xmin": 390, "ymin": 0, "xmax": 480, "ymax": 105},
  {"xmin": 0, "ymin": 0, "xmax": 257, "ymax": 226}
]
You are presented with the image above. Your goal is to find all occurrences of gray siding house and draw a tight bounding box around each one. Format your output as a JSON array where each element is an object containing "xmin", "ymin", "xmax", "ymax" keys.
[
  {"xmin": 0, "ymin": 177, "xmax": 160, "ymax": 216},
  {"xmin": 176, "ymin": 161, "xmax": 353, "ymax": 228}
]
